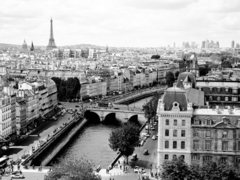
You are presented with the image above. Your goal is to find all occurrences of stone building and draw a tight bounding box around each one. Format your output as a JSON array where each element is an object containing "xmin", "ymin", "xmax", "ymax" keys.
[{"xmin": 157, "ymin": 72, "xmax": 240, "ymax": 169}]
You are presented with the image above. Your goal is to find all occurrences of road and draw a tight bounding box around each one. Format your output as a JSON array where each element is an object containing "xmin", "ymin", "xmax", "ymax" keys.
[
  {"xmin": 6, "ymin": 111, "xmax": 74, "ymax": 161},
  {"xmin": 130, "ymin": 122, "xmax": 158, "ymax": 171},
  {"xmin": 2, "ymin": 172, "xmax": 47, "ymax": 180}
]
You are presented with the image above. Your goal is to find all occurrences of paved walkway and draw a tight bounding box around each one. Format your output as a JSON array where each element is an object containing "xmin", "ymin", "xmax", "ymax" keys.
[{"xmin": 6, "ymin": 112, "xmax": 73, "ymax": 161}]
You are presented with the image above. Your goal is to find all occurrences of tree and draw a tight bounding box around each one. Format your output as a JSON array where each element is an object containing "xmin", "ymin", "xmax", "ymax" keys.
[
  {"xmin": 151, "ymin": 55, "xmax": 160, "ymax": 59},
  {"xmin": 161, "ymin": 157, "xmax": 189, "ymax": 180},
  {"xmin": 221, "ymin": 60, "xmax": 232, "ymax": 68},
  {"xmin": 109, "ymin": 122, "xmax": 140, "ymax": 163},
  {"xmin": 44, "ymin": 157, "xmax": 101, "ymax": 180},
  {"xmin": 143, "ymin": 92, "xmax": 162, "ymax": 133},
  {"xmin": 165, "ymin": 71, "xmax": 175, "ymax": 87},
  {"xmin": 174, "ymin": 71, "xmax": 179, "ymax": 80}
]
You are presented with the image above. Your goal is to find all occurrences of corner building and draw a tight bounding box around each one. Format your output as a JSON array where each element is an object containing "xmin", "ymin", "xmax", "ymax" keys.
[
  {"xmin": 157, "ymin": 87, "xmax": 193, "ymax": 167},
  {"xmin": 157, "ymin": 86, "xmax": 240, "ymax": 169}
]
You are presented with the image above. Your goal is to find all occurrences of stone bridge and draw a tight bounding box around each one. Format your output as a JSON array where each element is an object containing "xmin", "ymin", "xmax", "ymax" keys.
[{"xmin": 84, "ymin": 108, "xmax": 146, "ymax": 125}]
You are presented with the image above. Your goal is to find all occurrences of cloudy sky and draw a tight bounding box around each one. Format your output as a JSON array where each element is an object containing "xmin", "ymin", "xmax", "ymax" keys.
[{"xmin": 1, "ymin": 0, "xmax": 240, "ymax": 47}]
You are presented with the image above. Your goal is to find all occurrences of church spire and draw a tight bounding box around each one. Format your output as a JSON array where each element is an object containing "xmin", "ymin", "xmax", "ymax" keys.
[{"xmin": 30, "ymin": 41, "xmax": 34, "ymax": 51}]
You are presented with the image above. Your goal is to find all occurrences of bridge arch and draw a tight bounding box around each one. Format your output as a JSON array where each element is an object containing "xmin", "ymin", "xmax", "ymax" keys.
[
  {"xmin": 128, "ymin": 115, "xmax": 141, "ymax": 127},
  {"xmin": 103, "ymin": 113, "xmax": 122, "ymax": 125},
  {"xmin": 84, "ymin": 110, "xmax": 101, "ymax": 123}
]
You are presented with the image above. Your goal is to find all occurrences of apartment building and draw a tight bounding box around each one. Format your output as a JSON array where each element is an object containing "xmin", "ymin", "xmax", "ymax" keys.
[
  {"xmin": 157, "ymin": 72, "xmax": 240, "ymax": 168},
  {"xmin": 16, "ymin": 98, "xmax": 27, "ymax": 135},
  {"xmin": 0, "ymin": 93, "xmax": 12, "ymax": 138}
]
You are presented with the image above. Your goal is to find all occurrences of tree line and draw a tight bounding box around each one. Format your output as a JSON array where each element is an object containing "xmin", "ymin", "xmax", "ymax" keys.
[
  {"xmin": 51, "ymin": 77, "xmax": 81, "ymax": 101},
  {"xmin": 161, "ymin": 157, "xmax": 240, "ymax": 180}
]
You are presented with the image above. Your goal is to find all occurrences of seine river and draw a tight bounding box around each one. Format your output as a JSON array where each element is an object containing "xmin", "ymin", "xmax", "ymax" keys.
[{"xmin": 50, "ymin": 96, "xmax": 152, "ymax": 168}]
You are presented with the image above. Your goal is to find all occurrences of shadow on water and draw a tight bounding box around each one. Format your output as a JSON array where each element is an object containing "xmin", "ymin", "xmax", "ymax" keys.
[
  {"xmin": 47, "ymin": 111, "xmax": 121, "ymax": 166},
  {"xmin": 102, "ymin": 113, "xmax": 122, "ymax": 126}
]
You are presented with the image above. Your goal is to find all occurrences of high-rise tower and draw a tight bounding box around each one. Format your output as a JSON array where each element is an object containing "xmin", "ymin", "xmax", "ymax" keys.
[{"xmin": 47, "ymin": 19, "xmax": 57, "ymax": 50}]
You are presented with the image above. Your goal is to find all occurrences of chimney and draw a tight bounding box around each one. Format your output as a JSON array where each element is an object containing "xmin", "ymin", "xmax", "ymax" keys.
[
  {"xmin": 206, "ymin": 102, "xmax": 210, "ymax": 109},
  {"xmin": 216, "ymin": 105, "xmax": 221, "ymax": 114}
]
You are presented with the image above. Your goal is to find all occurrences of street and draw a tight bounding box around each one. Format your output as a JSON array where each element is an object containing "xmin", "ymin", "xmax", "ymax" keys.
[
  {"xmin": 130, "ymin": 122, "xmax": 158, "ymax": 170},
  {"xmin": 6, "ymin": 111, "xmax": 73, "ymax": 161}
]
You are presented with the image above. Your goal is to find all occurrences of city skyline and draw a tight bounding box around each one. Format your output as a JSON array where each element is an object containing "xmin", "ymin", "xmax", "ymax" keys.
[{"xmin": 1, "ymin": 0, "xmax": 240, "ymax": 47}]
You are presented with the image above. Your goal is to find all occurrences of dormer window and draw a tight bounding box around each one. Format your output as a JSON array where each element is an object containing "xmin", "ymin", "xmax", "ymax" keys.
[
  {"xmin": 210, "ymin": 87, "xmax": 213, "ymax": 93},
  {"xmin": 222, "ymin": 131, "xmax": 227, "ymax": 138},
  {"xmin": 225, "ymin": 87, "xmax": 228, "ymax": 92},
  {"xmin": 207, "ymin": 119, "xmax": 211, "ymax": 125},
  {"xmin": 233, "ymin": 88, "xmax": 238, "ymax": 94},
  {"xmin": 218, "ymin": 87, "xmax": 221, "ymax": 93},
  {"xmin": 194, "ymin": 119, "xmax": 200, "ymax": 125}
]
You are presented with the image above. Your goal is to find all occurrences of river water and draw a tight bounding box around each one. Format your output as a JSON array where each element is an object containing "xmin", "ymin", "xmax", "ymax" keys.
[{"xmin": 50, "ymin": 96, "xmax": 152, "ymax": 168}]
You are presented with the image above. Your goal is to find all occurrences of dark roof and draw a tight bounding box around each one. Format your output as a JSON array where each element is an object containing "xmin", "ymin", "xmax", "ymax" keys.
[
  {"xmin": 162, "ymin": 87, "xmax": 188, "ymax": 111},
  {"xmin": 185, "ymin": 88, "xmax": 204, "ymax": 106},
  {"xmin": 176, "ymin": 72, "xmax": 196, "ymax": 89}
]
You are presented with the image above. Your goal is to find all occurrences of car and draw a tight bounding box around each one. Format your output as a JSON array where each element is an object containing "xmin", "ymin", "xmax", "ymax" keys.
[
  {"xmin": 152, "ymin": 135, "xmax": 157, "ymax": 140},
  {"xmin": 134, "ymin": 166, "xmax": 139, "ymax": 173},
  {"xmin": 143, "ymin": 149, "xmax": 149, "ymax": 155},
  {"xmin": 11, "ymin": 174, "xmax": 25, "ymax": 179},
  {"xmin": 141, "ymin": 133, "xmax": 150, "ymax": 138}
]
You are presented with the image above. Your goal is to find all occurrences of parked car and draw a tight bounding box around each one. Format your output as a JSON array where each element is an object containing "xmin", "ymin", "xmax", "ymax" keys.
[
  {"xmin": 134, "ymin": 166, "xmax": 139, "ymax": 173},
  {"xmin": 143, "ymin": 149, "xmax": 149, "ymax": 155},
  {"xmin": 152, "ymin": 135, "xmax": 157, "ymax": 140},
  {"xmin": 131, "ymin": 154, "xmax": 138, "ymax": 161},
  {"xmin": 11, "ymin": 174, "xmax": 25, "ymax": 179}
]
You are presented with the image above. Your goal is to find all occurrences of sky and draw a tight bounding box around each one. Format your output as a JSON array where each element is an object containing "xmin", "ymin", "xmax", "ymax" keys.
[{"xmin": 1, "ymin": 0, "xmax": 240, "ymax": 47}]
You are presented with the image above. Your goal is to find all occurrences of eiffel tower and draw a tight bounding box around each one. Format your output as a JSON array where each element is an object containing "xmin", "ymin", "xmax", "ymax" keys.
[{"xmin": 46, "ymin": 19, "xmax": 57, "ymax": 50}]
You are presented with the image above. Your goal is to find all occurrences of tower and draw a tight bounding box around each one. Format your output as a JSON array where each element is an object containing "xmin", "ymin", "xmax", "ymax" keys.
[
  {"xmin": 47, "ymin": 19, "xmax": 57, "ymax": 50},
  {"xmin": 22, "ymin": 40, "xmax": 28, "ymax": 50},
  {"xmin": 30, "ymin": 42, "xmax": 34, "ymax": 51}
]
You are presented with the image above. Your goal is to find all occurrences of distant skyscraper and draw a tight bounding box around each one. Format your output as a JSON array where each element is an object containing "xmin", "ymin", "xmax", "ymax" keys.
[
  {"xmin": 232, "ymin": 41, "xmax": 235, "ymax": 48},
  {"xmin": 173, "ymin": 42, "xmax": 176, "ymax": 48},
  {"xmin": 30, "ymin": 42, "xmax": 34, "ymax": 51},
  {"xmin": 216, "ymin": 41, "xmax": 220, "ymax": 48},
  {"xmin": 202, "ymin": 41, "xmax": 205, "ymax": 48},
  {"xmin": 22, "ymin": 40, "xmax": 28, "ymax": 50},
  {"xmin": 47, "ymin": 19, "xmax": 57, "ymax": 50}
]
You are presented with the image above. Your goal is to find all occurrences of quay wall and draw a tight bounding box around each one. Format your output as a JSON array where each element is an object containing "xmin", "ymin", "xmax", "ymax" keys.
[
  {"xmin": 115, "ymin": 89, "xmax": 165, "ymax": 104},
  {"xmin": 22, "ymin": 116, "xmax": 82, "ymax": 166},
  {"xmin": 42, "ymin": 119, "xmax": 88, "ymax": 166}
]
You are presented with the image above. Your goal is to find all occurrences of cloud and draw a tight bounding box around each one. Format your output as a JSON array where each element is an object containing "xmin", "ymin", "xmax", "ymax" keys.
[
  {"xmin": 0, "ymin": 0, "xmax": 240, "ymax": 47},
  {"xmin": 124, "ymin": 0, "xmax": 199, "ymax": 10}
]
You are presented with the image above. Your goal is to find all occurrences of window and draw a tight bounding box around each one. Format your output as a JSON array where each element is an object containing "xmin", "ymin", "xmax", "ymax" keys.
[
  {"xmin": 173, "ymin": 154, "xmax": 177, "ymax": 159},
  {"xmin": 193, "ymin": 140, "xmax": 199, "ymax": 150},
  {"xmin": 220, "ymin": 157, "xmax": 227, "ymax": 164},
  {"xmin": 181, "ymin": 141, "xmax": 185, "ymax": 149},
  {"xmin": 205, "ymin": 140, "xmax": 211, "ymax": 150},
  {"xmin": 194, "ymin": 119, "xmax": 200, "ymax": 125},
  {"xmin": 165, "ymin": 141, "xmax": 169, "ymax": 148},
  {"xmin": 165, "ymin": 119, "xmax": 169, "ymax": 125},
  {"xmin": 192, "ymin": 155, "xmax": 200, "ymax": 161},
  {"xmin": 225, "ymin": 97, "xmax": 228, "ymax": 101},
  {"xmin": 206, "ymin": 130, "xmax": 211, "ymax": 137},
  {"xmin": 207, "ymin": 120, "xmax": 211, "ymax": 125},
  {"xmin": 181, "ymin": 130, "xmax": 185, "ymax": 137},
  {"xmin": 173, "ymin": 130, "xmax": 177, "ymax": 137},
  {"xmin": 238, "ymin": 141, "xmax": 240, "ymax": 151},
  {"xmin": 173, "ymin": 141, "xmax": 177, "ymax": 149},
  {"xmin": 182, "ymin": 120, "xmax": 186, "ymax": 126},
  {"xmin": 165, "ymin": 129, "xmax": 169, "ymax": 136},
  {"xmin": 217, "ymin": 96, "xmax": 221, "ymax": 101},
  {"xmin": 174, "ymin": 119, "xmax": 177, "ymax": 126},
  {"xmin": 180, "ymin": 155, "xmax": 185, "ymax": 160},
  {"xmin": 203, "ymin": 156, "xmax": 212, "ymax": 164},
  {"xmin": 222, "ymin": 141, "xmax": 228, "ymax": 151},
  {"xmin": 193, "ymin": 130, "xmax": 199, "ymax": 137},
  {"xmin": 164, "ymin": 154, "xmax": 169, "ymax": 160},
  {"xmin": 222, "ymin": 131, "xmax": 227, "ymax": 138}
]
